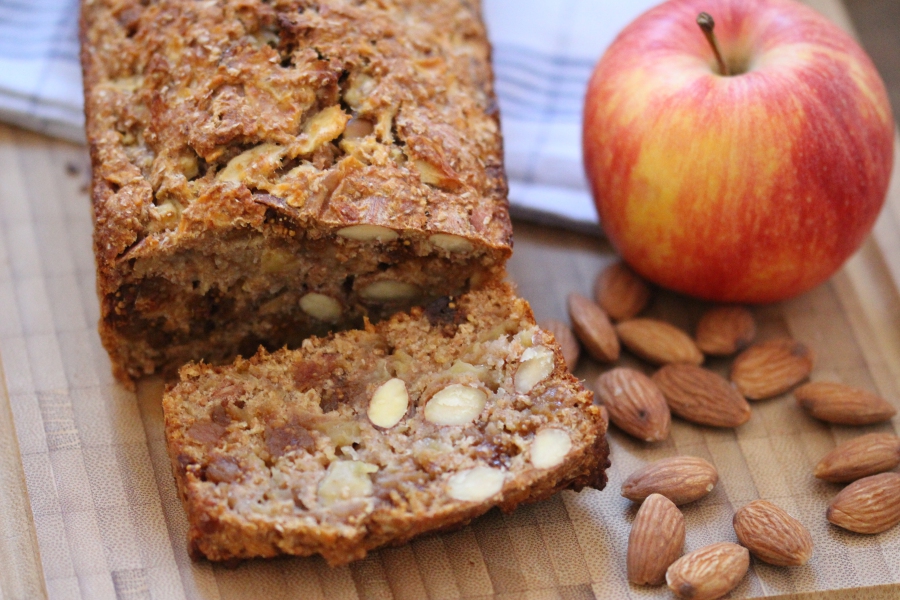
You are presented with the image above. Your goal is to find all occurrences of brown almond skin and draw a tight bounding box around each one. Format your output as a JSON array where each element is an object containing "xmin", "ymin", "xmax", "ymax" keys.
[
  {"xmin": 815, "ymin": 433, "xmax": 900, "ymax": 483},
  {"xmin": 567, "ymin": 293, "xmax": 620, "ymax": 363},
  {"xmin": 731, "ymin": 338, "xmax": 814, "ymax": 400},
  {"xmin": 616, "ymin": 318, "xmax": 704, "ymax": 366},
  {"xmin": 622, "ymin": 456, "xmax": 719, "ymax": 506},
  {"xmin": 653, "ymin": 364, "xmax": 751, "ymax": 428},
  {"xmin": 666, "ymin": 542, "xmax": 749, "ymax": 600},
  {"xmin": 795, "ymin": 382, "xmax": 897, "ymax": 425},
  {"xmin": 540, "ymin": 318, "xmax": 580, "ymax": 371},
  {"xmin": 694, "ymin": 306, "xmax": 756, "ymax": 356},
  {"xmin": 827, "ymin": 472, "xmax": 900, "ymax": 534},
  {"xmin": 596, "ymin": 368, "xmax": 671, "ymax": 443},
  {"xmin": 628, "ymin": 494, "xmax": 685, "ymax": 585},
  {"xmin": 733, "ymin": 500, "xmax": 813, "ymax": 566},
  {"xmin": 593, "ymin": 261, "xmax": 652, "ymax": 321}
]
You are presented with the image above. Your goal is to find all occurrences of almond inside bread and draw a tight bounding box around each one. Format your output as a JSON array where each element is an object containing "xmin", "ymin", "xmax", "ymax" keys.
[{"xmin": 163, "ymin": 282, "xmax": 608, "ymax": 565}]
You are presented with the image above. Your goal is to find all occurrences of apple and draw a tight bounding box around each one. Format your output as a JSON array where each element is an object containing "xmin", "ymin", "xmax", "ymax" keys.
[{"xmin": 583, "ymin": 0, "xmax": 895, "ymax": 303}]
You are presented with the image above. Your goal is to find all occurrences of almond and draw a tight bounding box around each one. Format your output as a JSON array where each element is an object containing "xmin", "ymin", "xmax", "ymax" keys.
[
  {"xmin": 733, "ymin": 500, "xmax": 813, "ymax": 566},
  {"xmin": 515, "ymin": 346, "xmax": 555, "ymax": 393},
  {"xmin": 568, "ymin": 293, "xmax": 620, "ymax": 363},
  {"xmin": 628, "ymin": 493, "xmax": 685, "ymax": 585},
  {"xmin": 540, "ymin": 318, "xmax": 580, "ymax": 370},
  {"xmin": 622, "ymin": 456, "xmax": 719, "ymax": 506},
  {"xmin": 318, "ymin": 461, "xmax": 378, "ymax": 506},
  {"xmin": 593, "ymin": 261, "xmax": 652, "ymax": 321},
  {"xmin": 730, "ymin": 338, "xmax": 814, "ymax": 400},
  {"xmin": 666, "ymin": 542, "xmax": 749, "ymax": 600},
  {"xmin": 616, "ymin": 319, "xmax": 704, "ymax": 366},
  {"xmin": 653, "ymin": 364, "xmax": 751, "ymax": 428},
  {"xmin": 361, "ymin": 280, "xmax": 418, "ymax": 301},
  {"xmin": 596, "ymin": 367, "xmax": 671, "ymax": 442},
  {"xmin": 368, "ymin": 378, "xmax": 409, "ymax": 428},
  {"xmin": 530, "ymin": 428, "xmax": 572, "ymax": 469},
  {"xmin": 425, "ymin": 384, "xmax": 487, "ymax": 426},
  {"xmin": 300, "ymin": 293, "xmax": 343, "ymax": 322},
  {"xmin": 694, "ymin": 306, "xmax": 756, "ymax": 356},
  {"xmin": 447, "ymin": 466, "xmax": 505, "ymax": 503},
  {"xmin": 795, "ymin": 381, "xmax": 897, "ymax": 425},
  {"xmin": 826, "ymin": 472, "xmax": 900, "ymax": 534},
  {"xmin": 815, "ymin": 433, "xmax": 900, "ymax": 483}
]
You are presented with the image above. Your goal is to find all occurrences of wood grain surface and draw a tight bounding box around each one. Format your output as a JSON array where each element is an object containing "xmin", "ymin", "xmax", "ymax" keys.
[{"xmin": 0, "ymin": 0, "xmax": 899, "ymax": 598}]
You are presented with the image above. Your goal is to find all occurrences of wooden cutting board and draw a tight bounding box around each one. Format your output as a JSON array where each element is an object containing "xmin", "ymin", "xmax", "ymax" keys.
[{"xmin": 1, "ymin": 0, "xmax": 899, "ymax": 597}]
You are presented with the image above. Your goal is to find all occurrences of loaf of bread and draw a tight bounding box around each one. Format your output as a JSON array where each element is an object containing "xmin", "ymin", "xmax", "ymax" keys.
[
  {"xmin": 163, "ymin": 282, "xmax": 609, "ymax": 565},
  {"xmin": 81, "ymin": 0, "xmax": 512, "ymax": 385}
]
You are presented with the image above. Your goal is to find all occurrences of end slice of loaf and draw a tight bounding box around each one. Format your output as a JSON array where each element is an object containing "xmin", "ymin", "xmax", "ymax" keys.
[
  {"xmin": 163, "ymin": 281, "xmax": 608, "ymax": 565},
  {"xmin": 81, "ymin": 0, "xmax": 511, "ymax": 384}
]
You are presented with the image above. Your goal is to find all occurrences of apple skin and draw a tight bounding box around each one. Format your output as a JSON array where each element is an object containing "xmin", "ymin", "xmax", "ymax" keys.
[{"xmin": 583, "ymin": 0, "xmax": 895, "ymax": 303}]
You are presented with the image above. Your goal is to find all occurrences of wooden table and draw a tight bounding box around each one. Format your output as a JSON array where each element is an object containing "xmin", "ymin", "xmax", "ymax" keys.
[{"xmin": 1, "ymin": 0, "xmax": 899, "ymax": 598}]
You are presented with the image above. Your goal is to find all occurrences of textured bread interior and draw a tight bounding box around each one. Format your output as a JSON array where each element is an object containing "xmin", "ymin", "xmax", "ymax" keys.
[
  {"xmin": 105, "ymin": 223, "xmax": 503, "ymax": 381},
  {"xmin": 164, "ymin": 283, "xmax": 607, "ymax": 565}
]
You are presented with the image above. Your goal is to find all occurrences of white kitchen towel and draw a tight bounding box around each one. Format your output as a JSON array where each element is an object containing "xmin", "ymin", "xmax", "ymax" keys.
[
  {"xmin": 0, "ymin": 0, "xmax": 661, "ymax": 230},
  {"xmin": 0, "ymin": 0, "xmax": 84, "ymax": 142},
  {"xmin": 484, "ymin": 0, "xmax": 660, "ymax": 231}
]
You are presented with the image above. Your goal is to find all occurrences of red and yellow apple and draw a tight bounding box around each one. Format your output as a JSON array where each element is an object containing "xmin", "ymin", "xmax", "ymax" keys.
[{"xmin": 583, "ymin": 0, "xmax": 895, "ymax": 303}]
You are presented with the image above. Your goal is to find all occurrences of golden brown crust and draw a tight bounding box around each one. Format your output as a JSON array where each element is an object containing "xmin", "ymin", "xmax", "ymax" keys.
[
  {"xmin": 81, "ymin": 0, "xmax": 512, "ymax": 384},
  {"xmin": 82, "ymin": 0, "xmax": 510, "ymax": 258},
  {"xmin": 163, "ymin": 282, "xmax": 608, "ymax": 565}
]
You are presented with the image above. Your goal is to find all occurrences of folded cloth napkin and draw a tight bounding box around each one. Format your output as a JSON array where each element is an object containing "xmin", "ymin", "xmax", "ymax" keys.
[
  {"xmin": 484, "ymin": 0, "xmax": 659, "ymax": 231},
  {"xmin": 0, "ymin": 0, "xmax": 84, "ymax": 142},
  {"xmin": 0, "ymin": 0, "xmax": 659, "ymax": 231}
]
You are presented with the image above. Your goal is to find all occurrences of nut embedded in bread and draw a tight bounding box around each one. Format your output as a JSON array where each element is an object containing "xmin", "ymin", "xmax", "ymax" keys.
[
  {"xmin": 163, "ymin": 283, "xmax": 609, "ymax": 565},
  {"xmin": 81, "ymin": 0, "xmax": 512, "ymax": 384}
]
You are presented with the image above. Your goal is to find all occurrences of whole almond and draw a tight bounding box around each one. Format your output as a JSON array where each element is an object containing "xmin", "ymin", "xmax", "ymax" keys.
[
  {"xmin": 568, "ymin": 293, "xmax": 620, "ymax": 363},
  {"xmin": 593, "ymin": 261, "xmax": 652, "ymax": 321},
  {"xmin": 596, "ymin": 368, "xmax": 671, "ymax": 442},
  {"xmin": 540, "ymin": 318, "xmax": 580, "ymax": 370},
  {"xmin": 628, "ymin": 494, "xmax": 685, "ymax": 585},
  {"xmin": 622, "ymin": 456, "xmax": 719, "ymax": 506},
  {"xmin": 815, "ymin": 433, "xmax": 900, "ymax": 483},
  {"xmin": 666, "ymin": 543, "xmax": 749, "ymax": 600},
  {"xmin": 733, "ymin": 500, "xmax": 813, "ymax": 566},
  {"xmin": 827, "ymin": 472, "xmax": 900, "ymax": 534},
  {"xmin": 795, "ymin": 382, "xmax": 897, "ymax": 425},
  {"xmin": 694, "ymin": 306, "xmax": 756, "ymax": 356},
  {"xmin": 731, "ymin": 338, "xmax": 815, "ymax": 400},
  {"xmin": 616, "ymin": 319, "xmax": 704, "ymax": 366},
  {"xmin": 653, "ymin": 364, "xmax": 751, "ymax": 428}
]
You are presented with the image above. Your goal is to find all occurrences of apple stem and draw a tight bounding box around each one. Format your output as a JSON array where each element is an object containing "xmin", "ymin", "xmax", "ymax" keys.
[{"xmin": 697, "ymin": 12, "xmax": 730, "ymax": 76}]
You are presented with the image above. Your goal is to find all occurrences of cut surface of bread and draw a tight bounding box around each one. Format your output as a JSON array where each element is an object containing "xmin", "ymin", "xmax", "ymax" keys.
[{"xmin": 163, "ymin": 282, "xmax": 608, "ymax": 565}]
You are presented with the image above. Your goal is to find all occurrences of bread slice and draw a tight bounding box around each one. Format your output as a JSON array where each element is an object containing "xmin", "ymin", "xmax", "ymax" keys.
[
  {"xmin": 163, "ymin": 282, "xmax": 608, "ymax": 565},
  {"xmin": 81, "ymin": 0, "xmax": 511, "ymax": 385}
]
